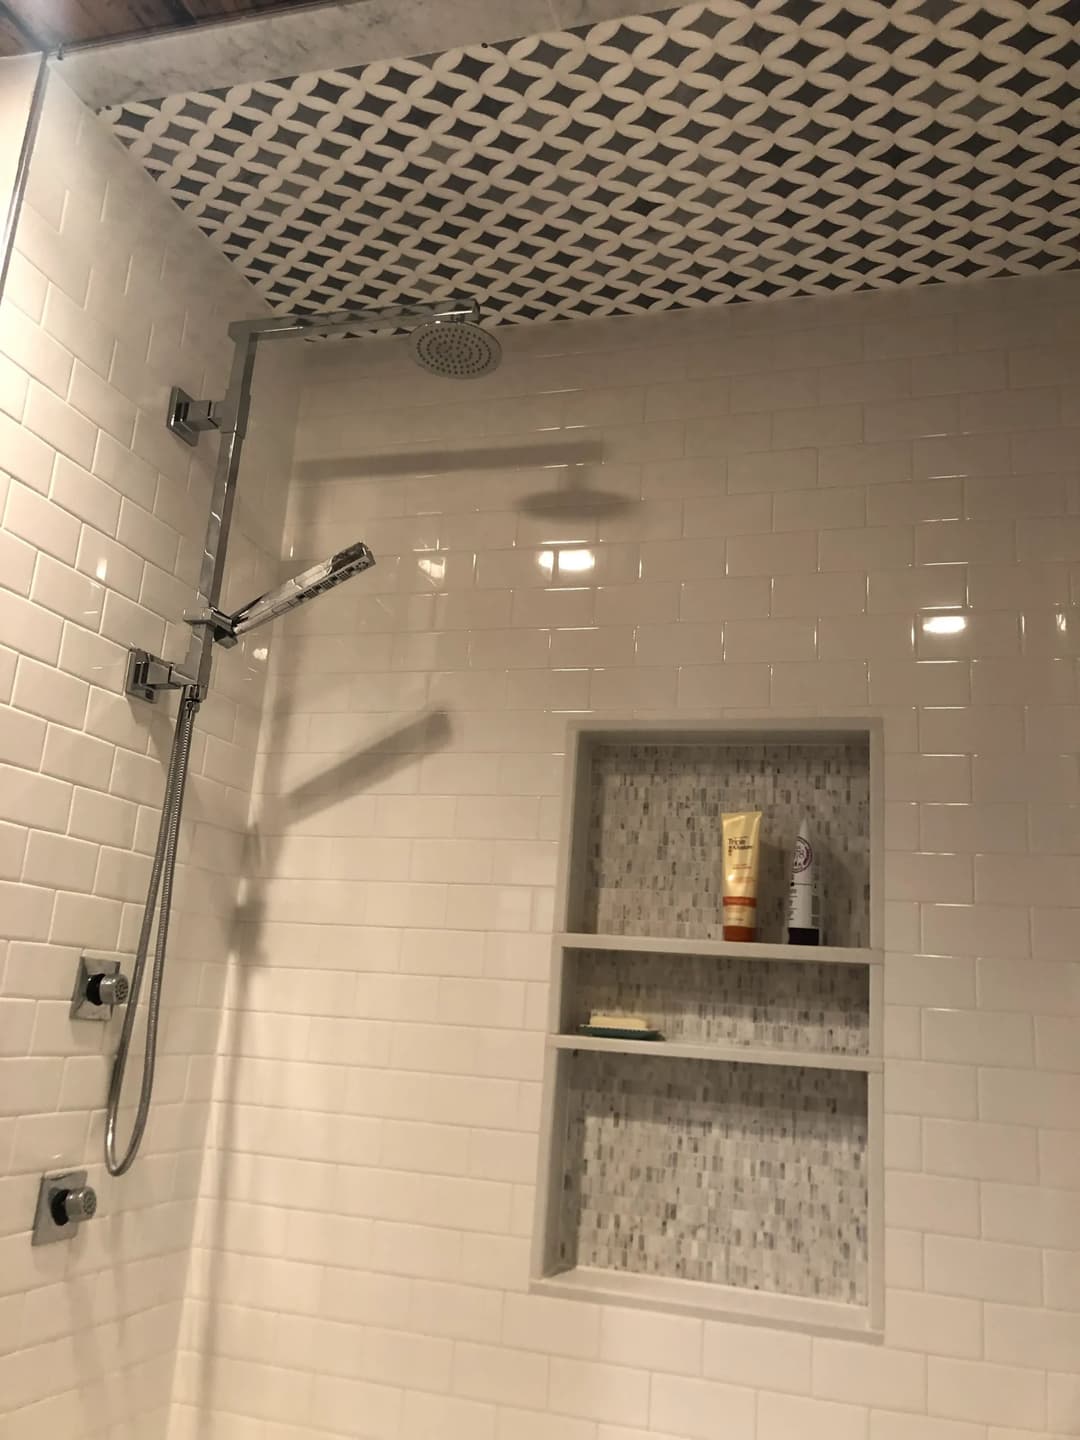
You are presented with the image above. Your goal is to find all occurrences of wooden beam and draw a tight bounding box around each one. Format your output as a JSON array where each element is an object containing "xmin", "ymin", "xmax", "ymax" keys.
[
  {"xmin": 4, "ymin": 0, "xmax": 192, "ymax": 47},
  {"xmin": 179, "ymin": 0, "xmax": 329, "ymax": 17},
  {"xmin": 0, "ymin": 0, "xmax": 321, "ymax": 49},
  {"xmin": 0, "ymin": 2, "xmax": 41, "ymax": 53}
]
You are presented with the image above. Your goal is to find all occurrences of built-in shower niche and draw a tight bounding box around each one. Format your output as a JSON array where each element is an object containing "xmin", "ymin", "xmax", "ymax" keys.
[
  {"xmin": 563, "ymin": 948, "xmax": 870, "ymax": 1057},
  {"xmin": 557, "ymin": 1052, "xmax": 869, "ymax": 1305},
  {"xmin": 577, "ymin": 736, "xmax": 872, "ymax": 948},
  {"xmin": 533, "ymin": 721, "xmax": 883, "ymax": 1335}
]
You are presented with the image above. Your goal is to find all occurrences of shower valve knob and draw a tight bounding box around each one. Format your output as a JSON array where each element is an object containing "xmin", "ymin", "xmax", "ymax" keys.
[
  {"xmin": 86, "ymin": 971, "xmax": 129, "ymax": 1007},
  {"xmin": 31, "ymin": 1169, "xmax": 97, "ymax": 1245},
  {"xmin": 71, "ymin": 953, "xmax": 131, "ymax": 1021},
  {"xmin": 50, "ymin": 1184, "xmax": 97, "ymax": 1226}
]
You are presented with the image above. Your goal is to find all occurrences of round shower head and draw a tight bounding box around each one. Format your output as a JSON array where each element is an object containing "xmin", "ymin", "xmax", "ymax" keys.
[{"xmin": 409, "ymin": 317, "xmax": 502, "ymax": 379}]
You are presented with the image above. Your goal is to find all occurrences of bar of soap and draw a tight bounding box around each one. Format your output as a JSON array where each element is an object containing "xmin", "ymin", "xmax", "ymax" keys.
[{"xmin": 588, "ymin": 1012, "xmax": 652, "ymax": 1031}]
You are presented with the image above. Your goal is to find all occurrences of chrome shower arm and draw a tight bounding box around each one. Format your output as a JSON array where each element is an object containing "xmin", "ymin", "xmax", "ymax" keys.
[
  {"xmin": 228, "ymin": 297, "xmax": 478, "ymax": 344},
  {"xmin": 168, "ymin": 298, "xmax": 482, "ymax": 448}
]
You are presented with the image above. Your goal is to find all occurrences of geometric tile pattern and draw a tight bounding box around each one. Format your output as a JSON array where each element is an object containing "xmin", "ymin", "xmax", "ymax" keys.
[
  {"xmin": 560, "ymin": 1053, "xmax": 868, "ymax": 1303},
  {"xmin": 102, "ymin": 0, "xmax": 1080, "ymax": 324},
  {"xmin": 569, "ymin": 949, "xmax": 870, "ymax": 1053},
  {"xmin": 583, "ymin": 741, "xmax": 871, "ymax": 946}
]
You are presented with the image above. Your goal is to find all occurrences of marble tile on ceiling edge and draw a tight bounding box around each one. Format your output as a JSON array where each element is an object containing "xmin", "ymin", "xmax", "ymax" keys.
[{"xmin": 54, "ymin": 0, "xmax": 674, "ymax": 110}]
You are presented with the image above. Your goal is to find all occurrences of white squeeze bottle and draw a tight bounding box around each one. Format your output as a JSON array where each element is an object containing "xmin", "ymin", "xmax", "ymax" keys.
[{"xmin": 786, "ymin": 815, "xmax": 820, "ymax": 945}]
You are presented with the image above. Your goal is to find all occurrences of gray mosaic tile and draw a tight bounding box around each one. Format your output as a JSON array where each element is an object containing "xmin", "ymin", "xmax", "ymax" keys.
[
  {"xmin": 581, "ymin": 741, "xmax": 870, "ymax": 945},
  {"xmin": 559, "ymin": 1053, "xmax": 868, "ymax": 1304},
  {"xmin": 569, "ymin": 949, "xmax": 869, "ymax": 1055}
]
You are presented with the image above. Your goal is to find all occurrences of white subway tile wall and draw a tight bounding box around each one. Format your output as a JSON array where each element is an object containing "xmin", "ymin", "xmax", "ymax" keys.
[
  {"xmin": 0, "ymin": 73, "xmax": 297, "ymax": 1439},
  {"xmin": 165, "ymin": 269, "xmax": 1080, "ymax": 1438}
]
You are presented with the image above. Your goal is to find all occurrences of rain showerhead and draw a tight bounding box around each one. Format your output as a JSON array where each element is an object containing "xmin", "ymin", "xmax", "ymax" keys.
[
  {"xmin": 409, "ymin": 315, "xmax": 502, "ymax": 378},
  {"xmin": 201, "ymin": 540, "xmax": 376, "ymax": 647}
]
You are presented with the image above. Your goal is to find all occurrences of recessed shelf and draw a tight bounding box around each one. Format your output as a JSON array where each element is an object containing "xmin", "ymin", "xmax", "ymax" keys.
[
  {"xmin": 575, "ymin": 730, "xmax": 872, "ymax": 947},
  {"xmin": 558, "ymin": 931, "xmax": 881, "ymax": 966},
  {"xmin": 533, "ymin": 717, "xmax": 885, "ymax": 1335},
  {"xmin": 551, "ymin": 1033, "xmax": 882, "ymax": 1072},
  {"xmin": 562, "ymin": 943, "xmax": 871, "ymax": 1058},
  {"xmin": 554, "ymin": 1050, "xmax": 870, "ymax": 1310},
  {"xmin": 532, "ymin": 1267, "xmax": 879, "ymax": 1339}
]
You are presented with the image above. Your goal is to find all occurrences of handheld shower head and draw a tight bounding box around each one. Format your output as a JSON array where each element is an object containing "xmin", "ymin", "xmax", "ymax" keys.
[{"xmin": 208, "ymin": 540, "xmax": 376, "ymax": 646}]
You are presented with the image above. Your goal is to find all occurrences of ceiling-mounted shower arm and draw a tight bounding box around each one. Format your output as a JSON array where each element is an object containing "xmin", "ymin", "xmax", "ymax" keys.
[
  {"xmin": 167, "ymin": 299, "xmax": 480, "ymax": 447},
  {"xmin": 227, "ymin": 297, "xmax": 479, "ymax": 344}
]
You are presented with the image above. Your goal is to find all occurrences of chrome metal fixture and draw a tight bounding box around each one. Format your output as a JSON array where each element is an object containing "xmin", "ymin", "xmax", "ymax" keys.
[
  {"xmin": 184, "ymin": 540, "xmax": 375, "ymax": 648},
  {"xmin": 137, "ymin": 297, "xmax": 487, "ymax": 706},
  {"xmin": 105, "ymin": 296, "xmax": 489, "ymax": 1181},
  {"xmin": 31, "ymin": 1170, "xmax": 97, "ymax": 1245},
  {"xmin": 71, "ymin": 953, "xmax": 130, "ymax": 1020},
  {"xmin": 163, "ymin": 298, "xmax": 491, "ymax": 444},
  {"xmin": 166, "ymin": 386, "xmax": 222, "ymax": 447},
  {"xmin": 124, "ymin": 648, "xmax": 193, "ymax": 704},
  {"xmin": 105, "ymin": 687, "xmax": 197, "ymax": 1176},
  {"xmin": 409, "ymin": 313, "xmax": 502, "ymax": 378}
]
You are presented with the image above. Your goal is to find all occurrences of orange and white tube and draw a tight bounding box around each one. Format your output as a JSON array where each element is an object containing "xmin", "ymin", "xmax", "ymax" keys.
[{"xmin": 722, "ymin": 810, "xmax": 762, "ymax": 942}]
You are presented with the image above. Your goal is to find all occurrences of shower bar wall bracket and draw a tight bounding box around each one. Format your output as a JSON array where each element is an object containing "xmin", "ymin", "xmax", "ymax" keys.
[
  {"xmin": 125, "ymin": 647, "xmax": 196, "ymax": 703},
  {"xmin": 167, "ymin": 385, "xmax": 224, "ymax": 447}
]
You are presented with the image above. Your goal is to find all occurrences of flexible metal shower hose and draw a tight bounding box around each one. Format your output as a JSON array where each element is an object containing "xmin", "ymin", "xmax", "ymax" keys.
[{"xmin": 104, "ymin": 686, "xmax": 201, "ymax": 1177}]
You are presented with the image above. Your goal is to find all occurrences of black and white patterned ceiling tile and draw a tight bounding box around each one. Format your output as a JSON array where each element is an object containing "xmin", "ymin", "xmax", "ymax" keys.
[{"xmin": 102, "ymin": 0, "xmax": 1080, "ymax": 325}]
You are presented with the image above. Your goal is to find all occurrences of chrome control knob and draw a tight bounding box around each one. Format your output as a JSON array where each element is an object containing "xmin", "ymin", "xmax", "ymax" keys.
[
  {"xmin": 50, "ymin": 1184, "xmax": 97, "ymax": 1226},
  {"xmin": 71, "ymin": 956, "xmax": 130, "ymax": 1021},
  {"xmin": 87, "ymin": 972, "xmax": 129, "ymax": 1007},
  {"xmin": 32, "ymin": 1168, "xmax": 97, "ymax": 1245}
]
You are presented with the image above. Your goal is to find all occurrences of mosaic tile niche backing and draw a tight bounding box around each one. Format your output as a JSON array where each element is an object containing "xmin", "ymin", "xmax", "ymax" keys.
[
  {"xmin": 581, "ymin": 741, "xmax": 870, "ymax": 945},
  {"xmin": 559, "ymin": 1053, "xmax": 868, "ymax": 1304},
  {"xmin": 569, "ymin": 950, "xmax": 869, "ymax": 1055}
]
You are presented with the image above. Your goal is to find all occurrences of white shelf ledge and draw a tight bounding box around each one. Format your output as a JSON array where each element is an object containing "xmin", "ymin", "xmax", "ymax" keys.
[
  {"xmin": 531, "ymin": 1266, "xmax": 880, "ymax": 1340},
  {"xmin": 551, "ymin": 1033, "xmax": 880, "ymax": 1072},
  {"xmin": 557, "ymin": 931, "xmax": 881, "ymax": 966}
]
